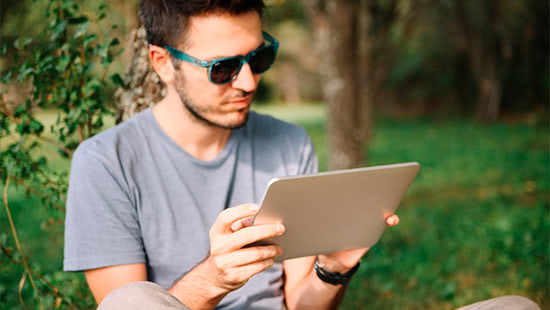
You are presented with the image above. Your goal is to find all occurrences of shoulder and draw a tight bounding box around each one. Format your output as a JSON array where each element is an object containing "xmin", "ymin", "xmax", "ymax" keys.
[{"xmin": 73, "ymin": 109, "xmax": 151, "ymax": 165}]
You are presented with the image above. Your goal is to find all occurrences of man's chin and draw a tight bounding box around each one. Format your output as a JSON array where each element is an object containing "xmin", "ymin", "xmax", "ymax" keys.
[{"xmin": 221, "ymin": 111, "xmax": 249, "ymax": 130}]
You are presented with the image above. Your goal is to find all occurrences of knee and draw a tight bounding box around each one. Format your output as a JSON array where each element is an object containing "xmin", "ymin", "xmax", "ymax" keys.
[
  {"xmin": 494, "ymin": 296, "xmax": 540, "ymax": 310},
  {"xmin": 459, "ymin": 295, "xmax": 541, "ymax": 310},
  {"xmin": 98, "ymin": 281, "xmax": 189, "ymax": 310}
]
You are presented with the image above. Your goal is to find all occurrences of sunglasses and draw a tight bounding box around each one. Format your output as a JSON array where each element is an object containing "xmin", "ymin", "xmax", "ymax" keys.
[{"xmin": 165, "ymin": 31, "xmax": 279, "ymax": 85}]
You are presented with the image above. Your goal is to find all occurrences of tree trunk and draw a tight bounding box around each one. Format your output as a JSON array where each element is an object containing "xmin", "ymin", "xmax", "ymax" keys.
[
  {"xmin": 475, "ymin": 61, "xmax": 502, "ymax": 122},
  {"xmin": 454, "ymin": 0, "xmax": 503, "ymax": 122},
  {"xmin": 305, "ymin": 0, "xmax": 367, "ymax": 170},
  {"xmin": 279, "ymin": 62, "xmax": 301, "ymax": 105},
  {"xmin": 114, "ymin": 26, "xmax": 166, "ymax": 124},
  {"xmin": 324, "ymin": 1, "xmax": 364, "ymax": 169}
]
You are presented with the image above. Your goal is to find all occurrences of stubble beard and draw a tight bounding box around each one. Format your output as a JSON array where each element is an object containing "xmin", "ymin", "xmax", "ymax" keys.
[{"xmin": 174, "ymin": 70, "xmax": 251, "ymax": 130}]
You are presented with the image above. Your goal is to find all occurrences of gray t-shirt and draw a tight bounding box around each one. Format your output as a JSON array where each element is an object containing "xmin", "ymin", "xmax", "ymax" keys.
[{"xmin": 63, "ymin": 107, "xmax": 318, "ymax": 309}]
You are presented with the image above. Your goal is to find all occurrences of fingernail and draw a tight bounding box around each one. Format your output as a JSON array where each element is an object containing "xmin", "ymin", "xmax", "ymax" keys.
[
  {"xmin": 249, "ymin": 204, "xmax": 260, "ymax": 212},
  {"xmin": 276, "ymin": 224, "xmax": 285, "ymax": 234},
  {"xmin": 242, "ymin": 218, "xmax": 254, "ymax": 226}
]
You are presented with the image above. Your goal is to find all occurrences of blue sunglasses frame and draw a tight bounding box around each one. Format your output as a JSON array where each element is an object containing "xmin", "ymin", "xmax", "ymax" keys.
[{"xmin": 165, "ymin": 31, "xmax": 279, "ymax": 85}]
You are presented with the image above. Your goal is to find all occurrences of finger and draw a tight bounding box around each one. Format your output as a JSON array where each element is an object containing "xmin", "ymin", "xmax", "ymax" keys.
[
  {"xmin": 215, "ymin": 224, "xmax": 285, "ymax": 253},
  {"xmin": 222, "ymin": 258, "xmax": 275, "ymax": 285},
  {"xmin": 210, "ymin": 204, "xmax": 260, "ymax": 235},
  {"xmin": 214, "ymin": 245, "xmax": 282, "ymax": 270},
  {"xmin": 230, "ymin": 216, "xmax": 255, "ymax": 232},
  {"xmin": 386, "ymin": 214, "xmax": 400, "ymax": 226}
]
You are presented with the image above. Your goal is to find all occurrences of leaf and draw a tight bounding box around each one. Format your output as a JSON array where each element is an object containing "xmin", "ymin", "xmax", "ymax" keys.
[
  {"xmin": 97, "ymin": 43, "xmax": 109, "ymax": 58},
  {"xmin": 50, "ymin": 21, "xmax": 67, "ymax": 41},
  {"xmin": 18, "ymin": 272, "xmax": 27, "ymax": 305},
  {"xmin": 37, "ymin": 156, "xmax": 47, "ymax": 166},
  {"xmin": 55, "ymin": 56, "xmax": 70, "ymax": 74},
  {"xmin": 82, "ymin": 63, "xmax": 94, "ymax": 74},
  {"xmin": 0, "ymin": 233, "xmax": 7, "ymax": 244},
  {"xmin": 111, "ymin": 73, "xmax": 124, "ymax": 87},
  {"xmin": 109, "ymin": 38, "xmax": 120, "ymax": 47},
  {"xmin": 14, "ymin": 38, "xmax": 32, "ymax": 50},
  {"xmin": 1, "ymin": 68, "xmax": 14, "ymax": 83},
  {"xmin": 83, "ymin": 34, "xmax": 97, "ymax": 48},
  {"xmin": 68, "ymin": 16, "xmax": 88, "ymax": 25},
  {"xmin": 92, "ymin": 117, "xmax": 104, "ymax": 129},
  {"xmin": 74, "ymin": 20, "xmax": 90, "ymax": 38},
  {"xmin": 54, "ymin": 297, "xmax": 62, "ymax": 308}
]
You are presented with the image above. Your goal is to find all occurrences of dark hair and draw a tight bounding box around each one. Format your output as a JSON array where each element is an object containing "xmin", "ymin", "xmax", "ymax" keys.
[{"xmin": 139, "ymin": 0, "xmax": 265, "ymax": 48}]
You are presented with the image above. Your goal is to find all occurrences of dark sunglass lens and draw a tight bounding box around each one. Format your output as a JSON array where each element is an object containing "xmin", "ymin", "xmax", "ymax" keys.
[
  {"xmin": 249, "ymin": 46, "xmax": 275, "ymax": 74},
  {"xmin": 210, "ymin": 58, "xmax": 241, "ymax": 84}
]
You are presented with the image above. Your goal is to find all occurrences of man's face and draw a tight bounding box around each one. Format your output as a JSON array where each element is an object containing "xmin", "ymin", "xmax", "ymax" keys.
[{"xmin": 172, "ymin": 11, "xmax": 264, "ymax": 129}]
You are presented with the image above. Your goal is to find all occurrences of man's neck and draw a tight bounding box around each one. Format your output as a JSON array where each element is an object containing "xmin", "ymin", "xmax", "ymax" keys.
[{"xmin": 152, "ymin": 91, "xmax": 232, "ymax": 162}]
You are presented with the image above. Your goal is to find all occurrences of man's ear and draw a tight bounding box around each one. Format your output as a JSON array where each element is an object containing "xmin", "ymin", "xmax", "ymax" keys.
[{"xmin": 149, "ymin": 45, "xmax": 176, "ymax": 84}]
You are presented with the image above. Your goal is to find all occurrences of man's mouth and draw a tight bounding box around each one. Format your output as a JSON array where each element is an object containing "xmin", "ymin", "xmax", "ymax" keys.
[{"xmin": 226, "ymin": 95, "xmax": 253, "ymax": 109}]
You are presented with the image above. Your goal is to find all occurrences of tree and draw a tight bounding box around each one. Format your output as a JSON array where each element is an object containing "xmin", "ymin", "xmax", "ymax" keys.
[
  {"xmin": 114, "ymin": 26, "xmax": 165, "ymax": 123},
  {"xmin": 449, "ymin": 0, "xmax": 534, "ymax": 121},
  {"xmin": 303, "ymin": 0, "xmax": 418, "ymax": 169},
  {"xmin": 1, "ymin": 1, "xmax": 122, "ymax": 307}
]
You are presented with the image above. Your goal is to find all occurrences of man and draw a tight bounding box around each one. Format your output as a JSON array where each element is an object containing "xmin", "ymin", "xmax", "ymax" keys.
[
  {"xmin": 64, "ymin": 1, "xmax": 399, "ymax": 308},
  {"xmin": 64, "ymin": 1, "xmax": 540, "ymax": 309}
]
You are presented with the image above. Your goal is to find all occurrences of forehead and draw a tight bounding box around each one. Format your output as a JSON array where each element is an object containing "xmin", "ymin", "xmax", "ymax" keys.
[{"xmin": 183, "ymin": 11, "xmax": 263, "ymax": 58}]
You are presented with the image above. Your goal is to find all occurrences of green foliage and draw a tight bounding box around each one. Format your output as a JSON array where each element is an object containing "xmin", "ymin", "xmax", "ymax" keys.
[
  {"xmin": 348, "ymin": 119, "xmax": 548, "ymax": 309},
  {"xmin": 1, "ymin": 0, "xmax": 121, "ymax": 308}
]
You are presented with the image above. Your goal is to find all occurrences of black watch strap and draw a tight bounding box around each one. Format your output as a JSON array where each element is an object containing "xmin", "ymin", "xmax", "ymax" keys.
[{"xmin": 313, "ymin": 257, "xmax": 361, "ymax": 285}]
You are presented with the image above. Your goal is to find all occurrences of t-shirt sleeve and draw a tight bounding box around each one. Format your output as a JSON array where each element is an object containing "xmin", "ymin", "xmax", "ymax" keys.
[
  {"xmin": 298, "ymin": 131, "xmax": 319, "ymax": 175},
  {"xmin": 63, "ymin": 145, "xmax": 145, "ymax": 271}
]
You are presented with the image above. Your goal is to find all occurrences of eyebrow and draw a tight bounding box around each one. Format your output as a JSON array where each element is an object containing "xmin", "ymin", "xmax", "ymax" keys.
[{"xmin": 203, "ymin": 42, "xmax": 266, "ymax": 61}]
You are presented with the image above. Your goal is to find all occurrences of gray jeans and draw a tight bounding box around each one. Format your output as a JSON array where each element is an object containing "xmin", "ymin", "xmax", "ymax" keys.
[{"xmin": 98, "ymin": 281, "xmax": 541, "ymax": 310}]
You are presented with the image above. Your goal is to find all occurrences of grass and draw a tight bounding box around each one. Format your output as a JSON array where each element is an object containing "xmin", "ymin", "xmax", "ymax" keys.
[{"xmin": 1, "ymin": 104, "xmax": 548, "ymax": 309}]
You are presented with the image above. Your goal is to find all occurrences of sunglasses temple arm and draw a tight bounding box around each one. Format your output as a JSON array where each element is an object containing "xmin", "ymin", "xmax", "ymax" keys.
[
  {"xmin": 262, "ymin": 31, "xmax": 279, "ymax": 48},
  {"xmin": 165, "ymin": 46, "xmax": 210, "ymax": 67}
]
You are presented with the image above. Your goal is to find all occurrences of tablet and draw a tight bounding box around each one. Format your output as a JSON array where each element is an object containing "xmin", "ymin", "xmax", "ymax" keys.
[{"xmin": 253, "ymin": 162, "xmax": 420, "ymax": 261}]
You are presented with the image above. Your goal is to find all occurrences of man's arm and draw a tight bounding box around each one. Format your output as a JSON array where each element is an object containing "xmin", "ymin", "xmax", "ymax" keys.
[
  {"xmin": 167, "ymin": 203, "xmax": 284, "ymax": 310},
  {"xmin": 85, "ymin": 263, "xmax": 147, "ymax": 304},
  {"xmin": 283, "ymin": 215, "xmax": 400, "ymax": 310},
  {"xmin": 82, "ymin": 203, "xmax": 282, "ymax": 309}
]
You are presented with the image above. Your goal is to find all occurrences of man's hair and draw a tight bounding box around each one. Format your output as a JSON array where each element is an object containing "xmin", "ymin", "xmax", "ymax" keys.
[{"xmin": 139, "ymin": 0, "xmax": 265, "ymax": 48}]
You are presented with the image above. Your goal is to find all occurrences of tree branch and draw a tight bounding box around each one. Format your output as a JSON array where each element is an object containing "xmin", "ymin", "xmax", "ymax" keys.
[{"xmin": 2, "ymin": 175, "xmax": 42, "ymax": 309}]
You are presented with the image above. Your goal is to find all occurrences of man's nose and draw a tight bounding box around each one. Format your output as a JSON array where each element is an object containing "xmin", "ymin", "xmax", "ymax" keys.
[{"xmin": 231, "ymin": 63, "xmax": 258, "ymax": 92}]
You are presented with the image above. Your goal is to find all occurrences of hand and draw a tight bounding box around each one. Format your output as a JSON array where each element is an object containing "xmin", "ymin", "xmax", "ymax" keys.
[
  {"xmin": 205, "ymin": 203, "xmax": 285, "ymax": 293},
  {"xmin": 317, "ymin": 214, "xmax": 400, "ymax": 273}
]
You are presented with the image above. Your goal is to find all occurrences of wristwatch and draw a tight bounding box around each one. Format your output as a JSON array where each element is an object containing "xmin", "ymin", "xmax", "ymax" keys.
[{"xmin": 313, "ymin": 257, "xmax": 361, "ymax": 285}]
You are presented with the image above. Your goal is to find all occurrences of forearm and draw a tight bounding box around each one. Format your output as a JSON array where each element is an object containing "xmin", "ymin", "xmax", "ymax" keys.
[
  {"xmin": 168, "ymin": 257, "xmax": 229, "ymax": 310},
  {"xmin": 168, "ymin": 205, "xmax": 287, "ymax": 309},
  {"xmin": 285, "ymin": 268, "xmax": 347, "ymax": 310}
]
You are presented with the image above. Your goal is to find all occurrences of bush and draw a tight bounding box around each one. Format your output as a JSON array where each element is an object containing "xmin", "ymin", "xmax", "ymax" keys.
[{"xmin": 1, "ymin": 0, "xmax": 121, "ymax": 308}]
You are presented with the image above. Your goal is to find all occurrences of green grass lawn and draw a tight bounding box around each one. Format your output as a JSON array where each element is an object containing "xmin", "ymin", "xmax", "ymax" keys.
[{"xmin": 1, "ymin": 104, "xmax": 548, "ymax": 309}]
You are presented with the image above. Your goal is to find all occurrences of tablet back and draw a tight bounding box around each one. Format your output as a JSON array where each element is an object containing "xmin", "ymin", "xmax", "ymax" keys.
[{"xmin": 254, "ymin": 162, "xmax": 420, "ymax": 261}]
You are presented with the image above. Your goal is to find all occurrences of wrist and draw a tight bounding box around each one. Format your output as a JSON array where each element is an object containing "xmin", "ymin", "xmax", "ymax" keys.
[
  {"xmin": 313, "ymin": 256, "xmax": 361, "ymax": 286},
  {"xmin": 168, "ymin": 258, "xmax": 230, "ymax": 309},
  {"xmin": 316, "ymin": 254, "xmax": 358, "ymax": 274}
]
